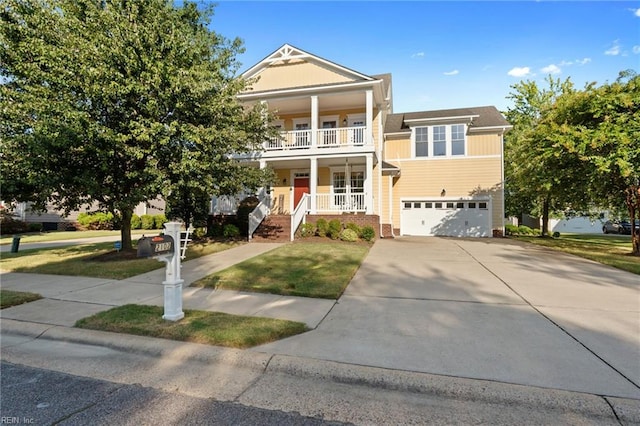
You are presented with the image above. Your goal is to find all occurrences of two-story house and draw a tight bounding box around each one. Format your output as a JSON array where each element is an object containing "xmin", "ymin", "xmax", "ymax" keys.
[{"xmin": 230, "ymin": 44, "xmax": 511, "ymax": 240}]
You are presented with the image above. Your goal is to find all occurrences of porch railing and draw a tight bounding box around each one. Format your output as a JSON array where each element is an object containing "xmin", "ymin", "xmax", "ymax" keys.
[
  {"xmin": 248, "ymin": 194, "xmax": 271, "ymax": 241},
  {"xmin": 315, "ymin": 193, "xmax": 366, "ymax": 212},
  {"xmin": 264, "ymin": 127, "xmax": 369, "ymax": 151},
  {"xmin": 210, "ymin": 195, "xmax": 243, "ymax": 215},
  {"xmin": 291, "ymin": 193, "xmax": 311, "ymax": 241}
]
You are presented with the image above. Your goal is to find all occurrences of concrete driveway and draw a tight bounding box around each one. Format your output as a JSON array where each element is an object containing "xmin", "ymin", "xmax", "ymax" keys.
[{"xmin": 255, "ymin": 237, "xmax": 640, "ymax": 399}]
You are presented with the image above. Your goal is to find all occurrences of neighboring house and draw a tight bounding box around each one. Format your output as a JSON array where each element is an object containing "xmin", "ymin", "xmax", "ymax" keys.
[{"xmin": 229, "ymin": 44, "xmax": 511, "ymax": 239}]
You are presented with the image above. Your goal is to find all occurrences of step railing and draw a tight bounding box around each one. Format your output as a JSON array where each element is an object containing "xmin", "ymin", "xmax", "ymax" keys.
[
  {"xmin": 248, "ymin": 194, "xmax": 271, "ymax": 241},
  {"xmin": 291, "ymin": 193, "xmax": 311, "ymax": 241}
]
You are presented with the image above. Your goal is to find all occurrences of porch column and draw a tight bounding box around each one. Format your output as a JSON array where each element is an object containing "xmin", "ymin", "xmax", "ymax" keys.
[
  {"xmin": 365, "ymin": 90, "xmax": 373, "ymax": 146},
  {"xmin": 310, "ymin": 157, "xmax": 318, "ymax": 213},
  {"xmin": 311, "ymin": 95, "xmax": 318, "ymax": 148},
  {"xmin": 365, "ymin": 153, "xmax": 373, "ymax": 214},
  {"xmin": 259, "ymin": 160, "xmax": 267, "ymax": 200}
]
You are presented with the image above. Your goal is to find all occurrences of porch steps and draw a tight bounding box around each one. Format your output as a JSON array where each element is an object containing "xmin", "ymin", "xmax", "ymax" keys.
[{"xmin": 251, "ymin": 215, "xmax": 291, "ymax": 242}]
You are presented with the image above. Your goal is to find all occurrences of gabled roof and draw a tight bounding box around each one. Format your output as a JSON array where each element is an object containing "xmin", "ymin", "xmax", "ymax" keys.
[
  {"xmin": 242, "ymin": 43, "xmax": 376, "ymax": 83},
  {"xmin": 384, "ymin": 106, "xmax": 511, "ymax": 134}
]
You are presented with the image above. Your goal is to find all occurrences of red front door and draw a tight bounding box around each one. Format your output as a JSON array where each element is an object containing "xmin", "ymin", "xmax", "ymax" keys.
[{"xmin": 294, "ymin": 177, "xmax": 310, "ymax": 208}]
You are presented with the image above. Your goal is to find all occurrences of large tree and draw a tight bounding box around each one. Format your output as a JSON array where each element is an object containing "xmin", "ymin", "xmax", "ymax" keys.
[
  {"xmin": 545, "ymin": 71, "xmax": 640, "ymax": 254},
  {"xmin": 504, "ymin": 76, "xmax": 589, "ymax": 235},
  {"xmin": 0, "ymin": 0, "xmax": 273, "ymax": 249}
]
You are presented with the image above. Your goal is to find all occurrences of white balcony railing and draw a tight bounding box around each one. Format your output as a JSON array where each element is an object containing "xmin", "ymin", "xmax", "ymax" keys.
[
  {"xmin": 264, "ymin": 127, "xmax": 369, "ymax": 151},
  {"xmin": 291, "ymin": 193, "xmax": 311, "ymax": 241},
  {"xmin": 315, "ymin": 193, "xmax": 366, "ymax": 212}
]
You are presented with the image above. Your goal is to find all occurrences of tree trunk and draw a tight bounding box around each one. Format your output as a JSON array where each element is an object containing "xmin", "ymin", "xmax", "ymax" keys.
[
  {"xmin": 626, "ymin": 185, "xmax": 640, "ymax": 256},
  {"xmin": 541, "ymin": 196, "xmax": 550, "ymax": 237},
  {"xmin": 120, "ymin": 208, "xmax": 133, "ymax": 250}
]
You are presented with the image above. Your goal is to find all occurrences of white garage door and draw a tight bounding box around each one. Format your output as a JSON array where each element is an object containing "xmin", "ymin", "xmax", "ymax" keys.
[{"xmin": 401, "ymin": 199, "xmax": 491, "ymax": 237}]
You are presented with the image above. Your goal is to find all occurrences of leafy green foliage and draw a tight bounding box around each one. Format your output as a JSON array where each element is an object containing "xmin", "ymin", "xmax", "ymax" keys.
[
  {"xmin": 77, "ymin": 212, "xmax": 115, "ymax": 230},
  {"xmin": 299, "ymin": 222, "xmax": 316, "ymax": 237},
  {"xmin": 315, "ymin": 218, "xmax": 329, "ymax": 237},
  {"xmin": 360, "ymin": 225, "xmax": 376, "ymax": 242},
  {"xmin": 0, "ymin": 0, "xmax": 276, "ymax": 250},
  {"xmin": 223, "ymin": 224, "xmax": 240, "ymax": 238},
  {"xmin": 345, "ymin": 222, "xmax": 361, "ymax": 236},
  {"xmin": 131, "ymin": 214, "xmax": 142, "ymax": 230},
  {"xmin": 0, "ymin": 211, "xmax": 28, "ymax": 235},
  {"xmin": 339, "ymin": 228, "xmax": 358, "ymax": 242},
  {"xmin": 328, "ymin": 219, "xmax": 342, "ymax": 240},
  {"xmin": 140, "ymin": 215, "xmax": 155, "ymax": 230}
]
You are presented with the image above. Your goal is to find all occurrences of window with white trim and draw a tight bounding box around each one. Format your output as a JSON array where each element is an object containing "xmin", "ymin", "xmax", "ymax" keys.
[
  {"xmin": 415, "ymin": 127, "xmax": 428, "ymax": 157},
  {"xmin": 433, "ymin": 126, "xmax": 446, "ymax": 156},
  {"xmin": 412, "ymin": 124, "xmax": 467, "ymax": 158}
]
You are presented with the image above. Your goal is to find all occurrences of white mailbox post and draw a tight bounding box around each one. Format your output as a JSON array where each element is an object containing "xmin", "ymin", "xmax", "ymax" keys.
[{"xmin": 160, "ymin": 222, "xmax": 184, "ymax": 321}]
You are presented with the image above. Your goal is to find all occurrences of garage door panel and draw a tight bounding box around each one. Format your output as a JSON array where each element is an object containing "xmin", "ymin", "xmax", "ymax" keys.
[{"xmin": 401, "ymin": 200, "xmax": 491, "ymax": 237}]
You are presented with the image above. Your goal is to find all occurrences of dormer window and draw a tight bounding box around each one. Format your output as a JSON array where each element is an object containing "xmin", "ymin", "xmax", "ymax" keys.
[{"xmin": 412, "ymin": 124, "xmax": 466, "ymax": 158}]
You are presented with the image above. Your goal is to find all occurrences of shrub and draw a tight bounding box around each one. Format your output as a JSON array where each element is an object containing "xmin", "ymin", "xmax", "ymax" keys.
[
  {"xmin": 505, "ymin": 224, "xmax": 518, "ymax": 236},
  {"xmin": 154, "ymin": 214, "xmax": 167, "ymax": 229},
  {"xmin": 131, "ymin": 214, "xmax": 141, "ymax": 230},
  {"xmin": 141, "ymin": 214, "xmax": 155, "ymax": 230},
  {"xmin": 0, "ymin": 211, "xmax": 28, "ymax": 235},
  {"xmin": 77, "ymin": 212, "xmax": 114, "ymax": 230},
  {"xmin": 28, "ymin": 223, "xmax": 43, "ymax": 233},
  {"xmin": 299, "ymin": 222, "xmax": 316, "ymax": 238},
  {"xmin": 360, "ymin": 225, "xmax": 375, "ymax": 242},
  {"xmin": 193, "ymin": 227, "xmax": 207, "ymax": 239},
  {"xmin": 316, "ymin": 218, "xmax": 329, "ymax": 237},
  {"xmin": 328, "ymin": 219, "xmax": 342, "ymax": 240},
  {"xmin": 223, "ymin": 224, "xmax": 240, "ymax": 238},
  {"xmin": 339, "ymin": 228, "xmax": 358, "ymax": 242},
  {"xmin": 345, "ymin": 222, "xmax": 361, "ymax": 236},
  {"xmin": 208, "ymin": 223, "xmax": 224, "ymax": 237},
  {"xmin": 552, "ymin": 231, "xmax": 560, "ymax": 238}
]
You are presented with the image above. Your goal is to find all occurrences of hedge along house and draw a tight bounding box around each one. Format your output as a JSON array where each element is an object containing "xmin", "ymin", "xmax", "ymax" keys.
[{"xmin": 218, "ymin": 44, "xmax": 512, "ymax": 239}]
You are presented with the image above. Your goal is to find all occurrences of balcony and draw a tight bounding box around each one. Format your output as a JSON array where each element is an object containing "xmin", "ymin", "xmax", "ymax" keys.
[{"xmin": 263, "ymin": 127, "xmax": 371, "ymax": 154}]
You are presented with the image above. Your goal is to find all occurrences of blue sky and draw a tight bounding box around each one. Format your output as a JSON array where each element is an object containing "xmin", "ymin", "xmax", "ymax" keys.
[{"xmin": 207, "ymin": 1, "xmax": 639, "ymax": 113}]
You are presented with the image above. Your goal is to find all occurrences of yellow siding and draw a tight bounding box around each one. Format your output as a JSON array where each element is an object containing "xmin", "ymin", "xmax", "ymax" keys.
[
  {"xmin": 384, "ymin": 134, "xmax": 502, "ymax": 159},
  {"xmin": 251, "ymin": 61, "xmax": 356, "ymax": 92},
  {"xmin": 389, "ymin": 157, "xmax": 503, "ymax": 230},
  {"xmin": 468, "ymin": 134, "xmax": 502, "ymax": 156},
  {"xmin": 271, "ymin": 169, "xmax": 291, "ymax": 214},
  {"xmin": 385, "ymin": 135, "xmax": 411, "ymax": 160}
]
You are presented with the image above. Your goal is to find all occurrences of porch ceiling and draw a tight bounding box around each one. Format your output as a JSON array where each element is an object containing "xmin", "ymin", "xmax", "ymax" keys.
[
  {"xmin": 265, "ymin": 157, "xmax": 370, "ymax": 169},
  {"xmin": 264, "ymin": 92, "xmax": 365, "ymax": 115}
]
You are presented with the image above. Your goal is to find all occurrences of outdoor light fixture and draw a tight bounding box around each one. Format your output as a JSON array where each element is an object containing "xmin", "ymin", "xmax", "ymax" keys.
[
  {"xmin": 441, "ymin": 189, "xmax": 446, "ymax": 197},
  {"xmin": 283, "ymin": 178, "xmax": 287, "ymax": 184},
  {"xmin": 342, "ymin": 118, "xmax": 348, "ymax": 127}
]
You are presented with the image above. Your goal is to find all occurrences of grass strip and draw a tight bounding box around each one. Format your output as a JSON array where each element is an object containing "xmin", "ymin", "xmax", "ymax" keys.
[
  {"xmin": 75, "ymin": 304, "xmax": 308, "ymax": 349},
  {"xmin": 513, "ymin": 234, "xmax": 640, "ymax": 275},
  {"xmin": 0, "ymin": 241, "xmax": 242, "ymax": 280},
  {"xmin": 1, "ymin": 290, "xmax": 42, "ymax": 309},
  {"xmin": 191, "ymin": 242, "xmax": 370, "ymax": 299}
]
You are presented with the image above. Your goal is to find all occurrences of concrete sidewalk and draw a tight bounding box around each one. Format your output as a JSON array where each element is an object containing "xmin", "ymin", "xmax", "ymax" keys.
[{"xmin": 0, "ymin": 242, "xmax": 335, "ymax": 328}]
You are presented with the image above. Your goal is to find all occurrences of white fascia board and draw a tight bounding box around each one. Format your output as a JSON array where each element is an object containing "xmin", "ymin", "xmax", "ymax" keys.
[
  {"xmin": 242, "ymin": 43, "xmax": 375, "ymax": 82},
  {"xmin": 404, "ymin": 114, "xmax": 480, "ymax": 126},
  {"xmin": 468, "ymin": 125, "xmax": 514, "ymax": 133}
]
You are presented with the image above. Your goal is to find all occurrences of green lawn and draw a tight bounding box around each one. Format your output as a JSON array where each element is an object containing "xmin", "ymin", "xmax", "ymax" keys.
[
  {"xmin": 512, "ymin": 234, "xmax": 640, "ymax": 275},
  {"xmin": 192, "ymin": 242, "xmax": 370, "ymax": 299},
  {"xmin": 0, "ymin": 229, "xmax": 148, "ymax": 245},
  {"xmin": 75, "ymin": 304, "xmax": 308, "ymax": 348},
  {"xmin": 1, "ymin": 289, "xmax": 42, "ymax": 309},
  {"xmin": 1, "ymin": 240, "xmax": 243, "ymax": 280}
]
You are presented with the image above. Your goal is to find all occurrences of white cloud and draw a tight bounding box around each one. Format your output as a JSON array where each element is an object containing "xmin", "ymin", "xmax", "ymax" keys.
[
  {"xmin": 633, "ymin": 8, "xmax": 640, "ymax": 17},
  {"xmin": 507, "ymin": 66, "xmax": 531, "ymax": 77},
  {"xmin": 443, "ymin": 70, "xmax": 459, "ymax": 76},
  {"xmin": 576, "ymin": 57, "xmax": 591, "ymax": 65},
  {"xmin": 558, "ymin": 60, "xmax": 573, "ymax": 67},
  {"xmin": 541, "ymin": 64, "xmax": 561, "ymax": 74},
  {"xmin": 411, "ymin": 52, "xmax": 425, "ymax": 58},
  {"xmin": 633, "ymin": 46, "xmax": 640, "ymax": 55},
  {"xmin": 605, "ymin": 40, "xmax": 621, "ymax": 56}
]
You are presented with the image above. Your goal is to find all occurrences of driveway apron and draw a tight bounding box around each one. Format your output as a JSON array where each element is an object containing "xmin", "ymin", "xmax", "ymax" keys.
[{"xmin": 255, "ymin": 237, "xmax": 640, "ymax": 399}]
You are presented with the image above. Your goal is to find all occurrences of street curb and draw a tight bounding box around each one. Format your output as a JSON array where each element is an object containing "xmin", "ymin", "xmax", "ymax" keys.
[{"xmin": 3, "ymin": 319, "xmax": 639, "ymax": 423}]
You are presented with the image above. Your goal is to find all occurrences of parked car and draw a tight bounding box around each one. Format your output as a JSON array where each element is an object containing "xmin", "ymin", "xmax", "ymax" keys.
[{"xmin": 602, "ymin": 220, "xmax": 639, "ymax": 235}]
